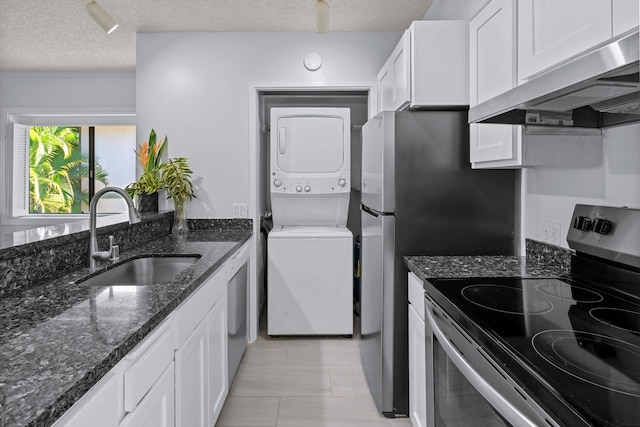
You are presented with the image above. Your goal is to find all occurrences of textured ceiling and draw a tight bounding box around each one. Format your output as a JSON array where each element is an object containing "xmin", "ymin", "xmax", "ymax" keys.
[{"xmin": 0, "ymin": 0, "xmax": 434, "ymax": 71}]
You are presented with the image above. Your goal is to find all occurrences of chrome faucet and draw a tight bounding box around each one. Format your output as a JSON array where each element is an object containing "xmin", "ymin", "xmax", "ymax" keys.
[{"xmin": 88, "ymin": 186, "xmax": 141, "ymax": 269}]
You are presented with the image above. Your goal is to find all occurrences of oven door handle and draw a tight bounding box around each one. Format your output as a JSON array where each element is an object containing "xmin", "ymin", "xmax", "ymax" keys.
[{"xmin": 425, "ymin": 301, "xmax": 538, "ymax": 427}]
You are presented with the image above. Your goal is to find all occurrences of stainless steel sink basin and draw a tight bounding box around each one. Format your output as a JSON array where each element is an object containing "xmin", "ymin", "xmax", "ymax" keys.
[{"xmin": 79, "ymin": 256, "xmax": 200, "ymax": 286}]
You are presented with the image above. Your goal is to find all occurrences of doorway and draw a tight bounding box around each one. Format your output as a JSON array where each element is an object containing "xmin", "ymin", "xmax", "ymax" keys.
[{"xmin": 252, "ymin": 88, "xmax": 370, "ymax": 334}]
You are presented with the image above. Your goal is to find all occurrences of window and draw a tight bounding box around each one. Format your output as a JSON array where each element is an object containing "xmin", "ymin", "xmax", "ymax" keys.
[{"xmin": 8, "ymin": 112, "xmax": 136, "ymax": 218}]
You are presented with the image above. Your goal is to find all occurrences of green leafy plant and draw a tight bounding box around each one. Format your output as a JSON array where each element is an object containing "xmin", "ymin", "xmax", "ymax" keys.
[
  {"xmin": 126, "ymin": 130, "xmax": 195, "ymax": 208},
  {"xmin": 125, "ymin": 129, "xmax": 167, "ymax": 197},
  {"xmin": 158, "ymin": 157, "xmax": 195, "ymax": 206}
]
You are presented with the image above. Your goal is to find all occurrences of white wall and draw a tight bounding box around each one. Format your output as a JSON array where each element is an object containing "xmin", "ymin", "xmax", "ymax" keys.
[
  {"xmin": 0, "ymin": 72, "xmax": 136, "ymax": 227},
  {"xmin": 136, "ymin": 32, "xmax": 400, "ymax": 218},
  {"xmin": 524, "ymin": 123, "xmax": 640, "ymax": 249}
]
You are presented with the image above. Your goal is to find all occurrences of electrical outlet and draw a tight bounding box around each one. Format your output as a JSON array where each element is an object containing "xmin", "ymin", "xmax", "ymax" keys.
[
  {"xmin": 542, "ymin": 221, "xmax": 561, "ymax": 245},
  {"xmin": 233, "ymin": 203, "xmax": 248, "ymax": 218}
]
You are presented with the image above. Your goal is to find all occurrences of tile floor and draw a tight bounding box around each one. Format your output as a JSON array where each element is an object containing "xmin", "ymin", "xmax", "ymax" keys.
[{"xmin": 216, "ymin": 315, "xmax": 412, "ymax": 427}]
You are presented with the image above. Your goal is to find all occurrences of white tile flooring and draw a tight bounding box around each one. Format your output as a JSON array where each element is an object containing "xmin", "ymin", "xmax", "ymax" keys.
[{"xmin": 216, "ymin": 315, "xmax": 412, "ymax": 427}]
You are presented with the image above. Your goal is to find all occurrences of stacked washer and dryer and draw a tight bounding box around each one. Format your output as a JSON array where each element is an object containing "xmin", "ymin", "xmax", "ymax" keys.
[{"xmin": 267, "ymin": 108, "xmax": 353, "ymax": 336}]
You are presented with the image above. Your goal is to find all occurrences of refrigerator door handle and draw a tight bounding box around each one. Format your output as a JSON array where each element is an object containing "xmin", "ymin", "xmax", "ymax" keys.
[{"xmin": 361, "ymin": 204, "xmax": 379, "ymax": 217}]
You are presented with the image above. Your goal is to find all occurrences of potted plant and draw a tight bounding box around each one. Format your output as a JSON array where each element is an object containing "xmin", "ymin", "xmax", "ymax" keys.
[
  {"xmin": 158, "ymin": 157, "xmax": 195, "ymax": 240},
  {"xmin": 126, "ymin": 129, "xmax": 166, "ymax": 212}
]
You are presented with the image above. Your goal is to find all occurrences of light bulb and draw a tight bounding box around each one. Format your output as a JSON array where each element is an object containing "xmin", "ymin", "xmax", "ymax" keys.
[{"xmin": 86, "ymin": 1, "xmax": 119, "ymax": 34}]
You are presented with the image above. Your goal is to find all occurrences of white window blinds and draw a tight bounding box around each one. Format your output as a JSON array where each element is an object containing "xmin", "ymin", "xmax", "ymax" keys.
[{"xmin": 12, "ymin": 123, "xmax": 29, "ymax": 217}]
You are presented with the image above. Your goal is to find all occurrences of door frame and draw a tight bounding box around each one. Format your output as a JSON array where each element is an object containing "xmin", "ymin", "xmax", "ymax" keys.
[{"xmin": 247, "ymin": 82, "xmax": 376, "ymax": 342}]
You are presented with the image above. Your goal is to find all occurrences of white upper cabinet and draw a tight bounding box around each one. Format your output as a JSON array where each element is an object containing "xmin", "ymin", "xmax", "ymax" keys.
[
  {"xmin": 470, "ymin": 0, "xmax": 520, "ymax": 167},
  {"xmin": 376, "ymin": 64, "xmax": 392, "ymax": 114},
  {"xmin": 469, "ymin": 0, "xmax": 605, "ymax": 169},
  {"xmin": 613, "ymin": 0, "xmax": 640, "ymax": 36},
  {"xmin": 376, "ymin": 20, "xmax": 469, "ymax": 113},
  {"xmin": 518, "ymin": 0, "xmax": 613, "ymax": 81},
  {"xmin": 389, "ymin": 31, "xmax": 411, "ymax": 111}
]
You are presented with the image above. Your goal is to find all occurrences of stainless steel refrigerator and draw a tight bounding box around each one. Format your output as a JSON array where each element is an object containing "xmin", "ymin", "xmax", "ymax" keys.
[{"xmin": 359, "ymin": 110, "xmax": 516, "ymax": 417}]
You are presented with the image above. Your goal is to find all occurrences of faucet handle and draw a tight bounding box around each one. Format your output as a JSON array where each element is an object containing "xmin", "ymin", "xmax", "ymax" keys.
[{"xmin": 108, "ymin": 235, "xmax": 120, "ymax": 261}]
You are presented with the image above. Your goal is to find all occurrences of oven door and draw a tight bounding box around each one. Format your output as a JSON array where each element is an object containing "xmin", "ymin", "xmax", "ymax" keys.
[{"xmin": 424, "ymin": 296, "xmax": 553, "ymax": 427}]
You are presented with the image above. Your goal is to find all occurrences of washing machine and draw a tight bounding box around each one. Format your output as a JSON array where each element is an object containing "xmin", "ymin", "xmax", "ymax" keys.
[
  {"xmin": 267, "ymin": 107, "xmax": 353, "ymax": 336},
  {"xmin": 268, "ymin": 226, "xmax": 353, "ymax": 335}
]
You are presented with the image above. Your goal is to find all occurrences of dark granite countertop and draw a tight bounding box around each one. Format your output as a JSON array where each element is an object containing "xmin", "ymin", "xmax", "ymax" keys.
[
  {"xmin": 405, "ymin": 255, "xmax": 570, "ymax": 283},
  {"xmin": 0, "ymin": 229, "xmax": 251, "ymax": 427}
]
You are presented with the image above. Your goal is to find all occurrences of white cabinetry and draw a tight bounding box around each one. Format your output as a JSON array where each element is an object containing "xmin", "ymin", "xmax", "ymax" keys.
[
  {"xmin": 408, "ymin": 272, "xmax": 426, "ymax": 427},
  {"xmin": 469, "ymin": 0, "xmax": 520, "ymax": 167},
  {"xmin": 518, "ymin": 0, "xmax": 639, "ymax": 80},
  {"xmin": 470, "ymin": 0, "xmax": 605, "ymax": 169},
  {"xmin": 376, "ymin": 65, "xmax": 392, "ymax": 115},
  {"xmin": 518, "ymin": 0, "xmax": 613, "ymax": 81},
  {"xmin": 52, "ymin": 373, "xmax": 123, "ymax": 427},
  {"xmin": 119, "ymin": 364, "xmax": 175, "ymax": 427},
  {"xmin": 176, "ymin": 319, "xmax": 209, "ymax": 427},
  {"xmin": 208, "ymin": 293, "xmax": 229, "ymax": 422},
  {"xmin": 376, "ymin": 21, "xmax": 468, "ymax": 113},
  {"xmin": 175, "ymin": 266, "xmax": 228, "ymax": 427}
]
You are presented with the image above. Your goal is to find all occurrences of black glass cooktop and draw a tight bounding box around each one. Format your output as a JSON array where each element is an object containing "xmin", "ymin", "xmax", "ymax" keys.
[{"xmin": 425, "ymin": 276, "xmax": 640, "ymax": 427}]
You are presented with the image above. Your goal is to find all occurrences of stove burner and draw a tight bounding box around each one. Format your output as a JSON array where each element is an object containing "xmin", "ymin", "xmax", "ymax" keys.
[
  {"xmin": 533, "ymin": 330, "xmax": 640, "ymax": 397},
  {"xmin": 590, "ymin": 308, "xmax": 640, "ymax": 334},
  {"xmin": 535, "ymin": 281, "xmax": 603, "ymax": 303},
  {"xmin": 461, "ymin": 284, "xmax": 553, "ymax": 315}
]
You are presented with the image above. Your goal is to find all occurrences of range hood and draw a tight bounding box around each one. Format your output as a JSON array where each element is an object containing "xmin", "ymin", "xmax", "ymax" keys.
[{"xmin": 469, "ymin": 30, "xmax": 640, "ymax": 129}]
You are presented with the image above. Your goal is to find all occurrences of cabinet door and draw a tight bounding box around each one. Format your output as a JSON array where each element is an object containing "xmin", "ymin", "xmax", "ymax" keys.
[
  {"xmin": 175, "ymin": 319, "xmax": 209, "ymax": 427},
  {"xmin": 208, "ymin": 295, "xmax": 229, "ymax": 424},
  {"xmin": 613, "ymin": 0, "xmax": 640, "ymax": 36},
  {"xmin": 518, "ymin": 0, "xmax": 613, "ymax": 80},
  {"xmin": 408, "ymin": 304, "xmax": 426, "ymax": 427},
  {"xmin": 119, "ymin": 364, "xmax": 175, "ymax": 427},
  {"xmin": 389, "ymin": 31, "xmax": 411, "ymax": 111},
  {"xmin": 54, "ymin": 373, "xmax": 123, "ymax": 427},
  {"xmin": 470, "ymin": 0, "xmax": 519, "ymax": 166},
  {"xmin": 411, "ymin": 21, "xmax": 469, "ymax": 107},
  {"xmin": 376, "ymin": 61, "xmax": 392, "ymax": 113}
]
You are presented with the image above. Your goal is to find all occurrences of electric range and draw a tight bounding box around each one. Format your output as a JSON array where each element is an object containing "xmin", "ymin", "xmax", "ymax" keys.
[{"xmin": 423, "ymin": 204, "xmax": 640, "ymax": 427}]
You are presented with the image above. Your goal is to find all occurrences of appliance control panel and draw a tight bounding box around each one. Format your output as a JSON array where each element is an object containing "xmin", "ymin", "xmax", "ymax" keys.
[
  {"xmin": 270, "ymin": 172, "xmax": 350, "ymax": 194},
  {"xmin": 567, "ymin": 204, "xmax": 640, "ymax": 268}
]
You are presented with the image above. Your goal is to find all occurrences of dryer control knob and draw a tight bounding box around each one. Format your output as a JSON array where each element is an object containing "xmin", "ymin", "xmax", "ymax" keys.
[
  {"xmin": 304, "ymin": 185, "xmax": 311, "ymax": 192},
  {"xmin": 338, "ymin": 178, "xmax": 347, "ymax": 187},
  {"xmin": 296, "ymin": 185, "xmax": 303, "ymax": 192},
  {"xmin": 273, "ymin": 179, "xmax": 282, "ymax": 188}
]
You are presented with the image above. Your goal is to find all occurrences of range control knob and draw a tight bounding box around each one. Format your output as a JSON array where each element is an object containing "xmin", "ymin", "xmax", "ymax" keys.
[
  {"xmin": 304, "ymin": 185, "xmax": 311, "ymax": 192},
  {"xmin": 573, "ymin": 216, "xmax": 593, "ymax": 231},
  {"xmin": 296, "ymin": 185, "xmax": 303, "ymax": 192},
  {"xmin": 593, "ymin": 218, "xmax": 612, "ymax": 235},
  {"xmin": 273, "ymin": 179, "xmax": 282, "ymax": 188},
  {"xmin": 338, "ymin": 178, "xmax": 347, "ymax": 187}
]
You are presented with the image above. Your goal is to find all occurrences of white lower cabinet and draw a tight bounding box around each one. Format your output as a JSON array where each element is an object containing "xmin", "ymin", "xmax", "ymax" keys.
[
  {"xmin": 175, "ymin": 291, "xmax": 228, "ymax": 427},
  {"xmin": 208, "ymin": 293, "xmax": 229, "ymax": 423},
  {"xmin": 176, "ymin": 318, "xmax": 210, "ymax": 427},
  {"xmin": 174, "ymin": 266, "xmax": 228, "ymax": 427},
  {"xmin": 119, "ymin": 363, "xmax": 175, "ymax": 427},
  {"xmin": 52, "ymin": 372, "xmax": 124, "ymax": 427},
  {"xmin": 408, "ymin": 272, "xmax": 426, "ymax": 427}
]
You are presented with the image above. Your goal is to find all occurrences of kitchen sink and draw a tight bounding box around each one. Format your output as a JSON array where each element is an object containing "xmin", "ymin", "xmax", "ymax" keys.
[{"xmin": 79, "ymin": 255, "xmax": 201, "ymax": 286}]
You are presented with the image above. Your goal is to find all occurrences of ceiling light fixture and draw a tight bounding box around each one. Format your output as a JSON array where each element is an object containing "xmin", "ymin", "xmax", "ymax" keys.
[
  {"xmin": 315, "ymin": 0, "xmax": 329, "ymax": 34},
  {"xmin": 86, "ymin": 1, "xmax": 119, "ymax": 34}
]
